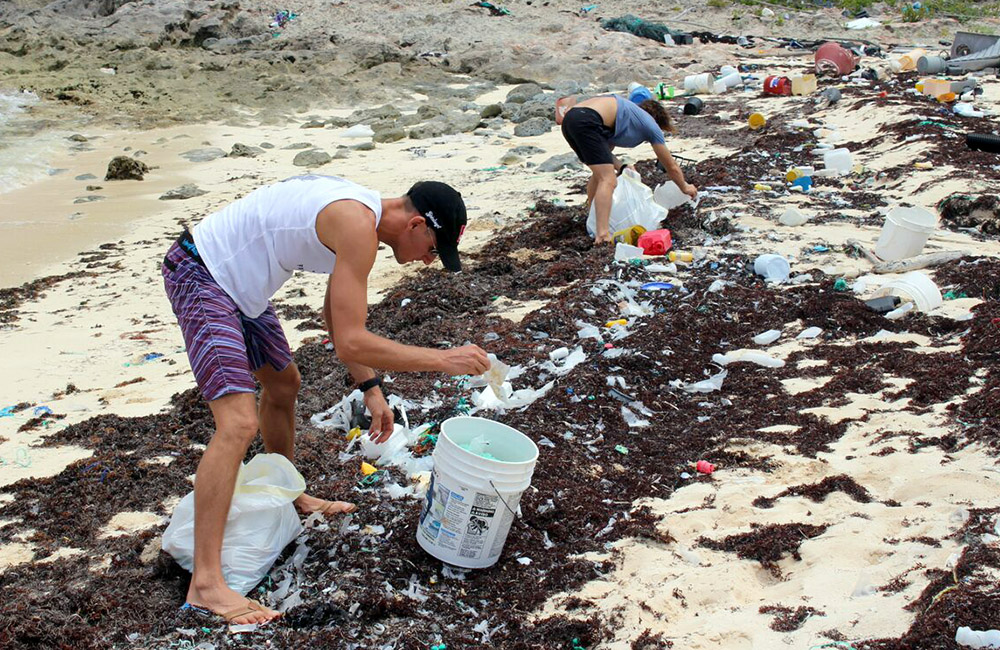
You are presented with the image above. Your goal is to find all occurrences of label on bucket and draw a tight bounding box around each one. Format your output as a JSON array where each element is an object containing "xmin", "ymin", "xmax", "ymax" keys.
[{"xmin": 418, "ymin": 469, "xmax": 521, "ymax": 566}]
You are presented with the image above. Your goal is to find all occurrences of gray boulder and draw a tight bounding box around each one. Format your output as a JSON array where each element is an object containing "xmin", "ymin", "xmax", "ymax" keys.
[
  {"xmin": 300, "ymin": 120, "xmax": 326, "ymax": 129},
  {"xmin": 282, "ymin": 142, "xmax": 312, "ymax": 150},
  {"xmin": 347, "ymin": 104, "xmax": 402, "ymax": 125},
  {"xmin": 480, "ymin": 103, "xmax": 502, "ymax": 119},
  {"xmin": 513, "ymin": 96, "xmax": 556, "ymax": 123},
  {"xmin": 510, "ymin": 145, "xmax": 545, "ymax": 156},
  {"xmin": 293, "ymin": 149, "xmax": 332, "ymax": 167},
  {"xmin": 505, "ymin": 82, "xmax": 545, "ymax": 103},
  {"xmin": 513, "ymin": 117, "xmax": 552, "ymax": 137},
  {"xmin": 180, "ymin": 148, "xmax": 227, "ymax": 163},
  {"xmin": 160, "ymin": 184, "xmax": 208, "ymax": 200},
  {"xmin": 373, "ymin": 128, "xmax": 407, "ymax": 143},
  {"xmin": 537, "ymin": 153, "xmax": 582, "ymax": 172},
  {"xmin": 228, "ymin": 143, "xmax": 263, "ymax": 158},
  {"xmin": 105, "ymin": 156, "xmax": 149, "ymax": 181}
]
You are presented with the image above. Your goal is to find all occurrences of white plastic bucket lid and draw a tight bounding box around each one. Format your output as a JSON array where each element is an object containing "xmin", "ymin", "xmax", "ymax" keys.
[{"xmin": 887, "ymin": 206, "xmax": 937, "ymax": 234}]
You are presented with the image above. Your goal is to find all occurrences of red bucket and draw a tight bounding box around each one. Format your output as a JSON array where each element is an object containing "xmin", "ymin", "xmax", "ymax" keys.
[
  {"xmin": 815, "ymin": 42, "xmax": 858, "ymax": 77},
  {"xmin": 763, "ymin": 75, "xmax": 792, "ymax": 96}
]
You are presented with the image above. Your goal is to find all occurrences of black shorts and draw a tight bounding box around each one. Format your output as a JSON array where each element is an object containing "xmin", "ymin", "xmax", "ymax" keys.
[{"xmin": 561, "ymin": 107, "xmax": 614, "ymax": 166}]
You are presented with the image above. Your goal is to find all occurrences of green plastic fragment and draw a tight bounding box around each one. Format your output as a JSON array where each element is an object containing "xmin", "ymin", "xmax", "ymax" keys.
[
  {"xmin": 833, "ymin": 278, "xmax": 849, "ymax": 291},
  {"xmin": 614, "ymin": 445, "xmax": 629, "ymax": 455}
]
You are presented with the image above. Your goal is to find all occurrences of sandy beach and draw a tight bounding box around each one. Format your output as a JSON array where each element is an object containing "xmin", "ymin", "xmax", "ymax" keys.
[{"xmin": 2, "ymin": 1, "xmax": 1000, "ymax": 648}]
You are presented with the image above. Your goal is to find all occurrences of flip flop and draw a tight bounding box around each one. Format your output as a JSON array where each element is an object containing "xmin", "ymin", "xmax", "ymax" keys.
[
  {"xmin": 221, "ymin": 599, "xmax": 275, "ymax": 623},
  {"xmin": 181, "ymin": 599, "xmax": 277, "ymax": 624}
]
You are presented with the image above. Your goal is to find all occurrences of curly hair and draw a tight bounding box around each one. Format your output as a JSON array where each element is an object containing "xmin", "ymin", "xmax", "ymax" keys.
[{"xmin": 639, "ymin": 99, "xmax": 677, "ymax": 135}]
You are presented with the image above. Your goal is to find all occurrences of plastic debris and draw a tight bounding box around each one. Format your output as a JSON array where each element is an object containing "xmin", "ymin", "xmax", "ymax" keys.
[
  {"xmin": 955, "ymin": 626, "xmax": 1000, "ymax": 649},
  {"xmin": 676, "ymin": 369, "xmax": 728, "ymax": 393},
  {"xmin": 360, "ymin": 461, "xmax": 378, "ymax": 476},
  {"xmin": 712, "ymin": 350, "xmax": 785, "ymax": 368},
  {"xmin": 753, "ymin": 329, "xmax": 782, "ymax": 345},
  {"xmin": 797, "ymin": 326, "xmax": 823, "ymax": 339},
  {"xmin": 695, "ymin": 460, "xmax": 715, "ymax": 474}
]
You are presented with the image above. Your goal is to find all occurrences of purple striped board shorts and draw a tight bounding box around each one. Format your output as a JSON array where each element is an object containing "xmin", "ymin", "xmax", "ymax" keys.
[{"xmin": 162, "ymin": 240, "xmax": 293, "ymax": 402}]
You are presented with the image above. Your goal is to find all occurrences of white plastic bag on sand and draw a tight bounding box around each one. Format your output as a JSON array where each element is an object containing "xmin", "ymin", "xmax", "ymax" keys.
[
  {"xmin": 587, "ymin": 168, "xmax": 666, "ymax": 236},
  {"xmin": 340, "ymin": 124, "xmax": 374, "ymax": 138},
  {"xmin": 162, "ymin": 453, "xmax": 305, "ymax": 595}
]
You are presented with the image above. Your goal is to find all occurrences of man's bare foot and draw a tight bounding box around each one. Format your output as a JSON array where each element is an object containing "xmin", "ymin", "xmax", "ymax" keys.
[
  {"xmin": 594, "ymin": 234, "xmax": 614, "ymax": 245},
  {"xmin": 294, "ymin": 492, "xmax": 357, "ymax": 516},
  {"xmin": 186, "ymin": 581, "xmax": 280, "ymax": 625}
]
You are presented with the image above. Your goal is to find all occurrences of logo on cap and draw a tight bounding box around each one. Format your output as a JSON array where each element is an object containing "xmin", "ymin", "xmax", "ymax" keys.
[{"xmin": 424, "ymin": 210, "xmax": 441, "ymax": 230}]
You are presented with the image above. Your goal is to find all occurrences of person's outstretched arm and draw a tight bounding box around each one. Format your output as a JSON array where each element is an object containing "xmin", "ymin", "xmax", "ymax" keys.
[{"xmin": 651, "ymin": 143, "xmax": 697, "ymax": 198}]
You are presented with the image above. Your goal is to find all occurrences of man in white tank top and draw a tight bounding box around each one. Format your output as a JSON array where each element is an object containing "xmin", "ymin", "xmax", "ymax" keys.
[{"xmin": 162, "ymin": 175, "xmax": 489, "ymax": 624}]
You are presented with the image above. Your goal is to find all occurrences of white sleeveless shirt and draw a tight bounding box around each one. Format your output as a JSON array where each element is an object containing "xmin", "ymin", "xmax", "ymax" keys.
[{"xmin": 192, "ymin": 175, "xmax": 382, "ymax": 318}]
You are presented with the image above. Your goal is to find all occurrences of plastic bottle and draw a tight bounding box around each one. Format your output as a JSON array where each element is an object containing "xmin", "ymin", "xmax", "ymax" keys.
[
  {"xmin": 668, "ymin": 250, "xmax": 693, "ymax": 263},
  {"xmin": 955, "ymin": 626, "xmax": 1000, "ymax": 649},
  {"xmin": 629, "ymin": 84, "xmax": 653, "ymax": 104}
]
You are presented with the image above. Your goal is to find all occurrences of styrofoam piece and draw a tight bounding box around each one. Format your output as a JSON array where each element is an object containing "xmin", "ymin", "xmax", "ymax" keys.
[{"xmin": 753, "ymin": 329, "xmax": 782, "ymax": 345}]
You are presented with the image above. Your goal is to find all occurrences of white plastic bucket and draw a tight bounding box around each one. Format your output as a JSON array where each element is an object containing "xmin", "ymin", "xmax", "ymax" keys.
[
  {"xmin": 683, "ymin": 73, "xmax": 712, "ymax": 94},
  {"xmin": 874, "ymin": 206, "xmax": 937, "ymax": 261},
  {"xmin": 416, "ymin": 417, "xmax": 538, "ymax": 569},
  {"xmin": 873, "ymin": 271, "xmax": 942, "ymax": 312}
]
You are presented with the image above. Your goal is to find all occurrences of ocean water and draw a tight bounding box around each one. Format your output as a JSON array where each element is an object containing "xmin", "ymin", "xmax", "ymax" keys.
[{"xmin": 0, "ymin": 89, "xmax": 71, "ymax": 195}]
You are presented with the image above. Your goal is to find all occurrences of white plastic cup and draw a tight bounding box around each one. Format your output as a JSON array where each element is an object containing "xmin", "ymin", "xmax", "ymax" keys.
[
  {"xmin": 754, "ymin": 254, "xmax": 791, "ymax": 283},
  {"xmin": 823, "ymin": 148, "xmax": 854, "ymax": 175},
  {"xmin": 872, "ymin": 271, "xmax": 942, "ymax": 313},
  {"xmin": 720, "ymin": 65, "xmax": 738, "ymax": 77},
  {"xmin": 874, "ymin": 206, "xmax": 937, "ymax": 261},
  {"xmin": 416, "ymin": 417, "xmax": 538, "ymax": 569}
]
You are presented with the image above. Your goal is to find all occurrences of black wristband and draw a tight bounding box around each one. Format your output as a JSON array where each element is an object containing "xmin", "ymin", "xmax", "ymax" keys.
[{"xmin": 357, "ymin": 376, "xmax": 382, "ymax": 393}]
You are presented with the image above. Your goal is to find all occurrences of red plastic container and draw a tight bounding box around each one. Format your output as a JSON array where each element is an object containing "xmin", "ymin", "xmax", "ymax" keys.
[
  {"xmin": 815, "ymin": 41, "xmax": 859, "ymax": 77},
  {"xmin": 763, "ymin": 75, "xmax": 792, "ymax": 96},
  {"xmin": 637, "ymin": 229, "xmax": 673, "ymax": 256}
]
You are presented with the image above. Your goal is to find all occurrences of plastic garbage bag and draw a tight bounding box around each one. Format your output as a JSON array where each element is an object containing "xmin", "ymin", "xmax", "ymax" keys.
[
  {"xmin": 587, "ymin": 168, "xmax": 666, "ymax": 237},
  {"xmin": 162, "ymin": 453, "xmax": 305, "ymax": 595}
]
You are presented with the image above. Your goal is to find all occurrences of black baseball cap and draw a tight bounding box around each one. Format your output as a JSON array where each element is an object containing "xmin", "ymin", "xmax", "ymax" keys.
[{"xmin": 406, "ymin": 181, "xmax": 467, "ymax": 272}]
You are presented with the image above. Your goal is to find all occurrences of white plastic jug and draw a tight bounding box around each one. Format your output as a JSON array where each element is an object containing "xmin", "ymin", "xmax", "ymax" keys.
[
  {"xmin": 823, "ymin": 148, "xmax": 854, "ymax": 175},
  {"xmin": 653, "ymin": 181, "xmax": 692, "ymax": 210},
  {"xmin": 754, "ymin": 254, "xmax": 790, "ymax": 283}
]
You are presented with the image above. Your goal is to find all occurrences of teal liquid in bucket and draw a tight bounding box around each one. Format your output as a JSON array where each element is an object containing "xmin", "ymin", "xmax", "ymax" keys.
[{"xmin": 417, "ymin": 417, "xmax": 539, "ymax": 569}]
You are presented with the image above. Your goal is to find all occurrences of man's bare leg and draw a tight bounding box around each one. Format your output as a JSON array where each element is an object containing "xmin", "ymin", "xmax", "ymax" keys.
[
  {"xmin": 589, "ymin": 163, "xmax": 617, "ymax": 244},
  {"xmin": 186, "ymin": 392, "xmax": 281, "ymax": 624},
  {"xmin": 254, "ymin": 363, "xmax": 355, "ymax": 516}
]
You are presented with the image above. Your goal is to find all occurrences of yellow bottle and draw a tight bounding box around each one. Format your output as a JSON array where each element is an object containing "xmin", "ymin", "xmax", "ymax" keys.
[
  {"xmin": 668, "ymin": 250, "xmax": 693, "ymax": 263},
  {"xmin": 754, "ymin": 183, "xmax": 772, "ymax": 191},
  {"xmin": 605, "ymin": 318, "xmax": 628, "ymax": 328}
]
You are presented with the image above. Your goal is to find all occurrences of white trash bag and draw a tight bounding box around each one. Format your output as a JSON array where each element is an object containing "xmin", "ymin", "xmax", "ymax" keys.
[
  {"xmin": 162, "ymin": 453, "xmax": 306, "ymax": 596},
  {"xmin": 587, "ymin": 168, "xmax": 667, "ymax": 237}
]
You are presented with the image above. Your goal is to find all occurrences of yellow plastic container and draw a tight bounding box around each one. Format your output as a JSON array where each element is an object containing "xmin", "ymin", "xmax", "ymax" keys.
[
  {"xmin": 748, "ymin": 113, "xmax": 766, "ymax": 130},
  {"xmin": 920, "ymin": 78, "xmax": 951, "ymax": 98},
  {"xmin": 898, "ymin": 48, "xmax": 927, "ymax": 72},
  {"xmin": 936, "ymin": 92, "xmax": 956, "ymax": 103},
  {"xmin": 791, "ymin": 74, "xmax": 817, "ymax": 95},
  {"xmin": 613, "ymin": 225, "xmax": 647, "ymax": 246},
  {"xmin": 753, "ymin": 183, "xmax": 773, "ymax": 192},
  {"xmin": 668, "ymin": 251, "xmax": 694, "ymax": 263}
]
